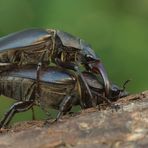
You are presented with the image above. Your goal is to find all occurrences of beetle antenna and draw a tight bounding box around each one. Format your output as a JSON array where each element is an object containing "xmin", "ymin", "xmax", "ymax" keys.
[{"xmin": 122, "ymin": 79, "xmax": 131, "ymax": 91}]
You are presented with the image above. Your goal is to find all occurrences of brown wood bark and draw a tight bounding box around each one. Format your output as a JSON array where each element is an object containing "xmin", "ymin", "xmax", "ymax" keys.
[{"xmin": 0, "ymin": 91, "xmax": 148, "ymax": 148}]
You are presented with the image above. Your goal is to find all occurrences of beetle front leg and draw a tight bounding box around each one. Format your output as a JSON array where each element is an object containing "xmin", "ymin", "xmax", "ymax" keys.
[
  {"xmin": 0, "ymin": 101, "xmax": 34, "ymax": 128},
  {"xmin": 55, "ymin": 58, "xmax": 93, "ymax": 108},
  {"xmin": 97, "ymin": 94, "xmax": 120, "ymax": 111}
]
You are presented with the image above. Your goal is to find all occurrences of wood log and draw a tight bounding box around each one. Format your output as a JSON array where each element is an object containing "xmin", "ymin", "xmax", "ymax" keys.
[{"xmin": 0, "ymin": 91, "xmax": 148, "ymax": 148}]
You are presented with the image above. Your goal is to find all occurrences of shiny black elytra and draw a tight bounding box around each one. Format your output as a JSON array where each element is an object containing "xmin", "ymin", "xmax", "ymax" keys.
[
  {"xmin": 0, "ymin": 28, "xmax": 110, "ymax": 101},
  {"xmin": 0, "ymin": 66, "xmax": 128, "ymax": 128}
]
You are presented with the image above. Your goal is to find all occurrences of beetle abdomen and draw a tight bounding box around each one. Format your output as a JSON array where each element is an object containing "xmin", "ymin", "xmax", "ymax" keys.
[
  {"xmin": 0, "ymin": 67, "xmax": 78, "ymax": 111},
  {"xmin": 0, "ymin": 76, "xmax": 35, "ymax": 101}
]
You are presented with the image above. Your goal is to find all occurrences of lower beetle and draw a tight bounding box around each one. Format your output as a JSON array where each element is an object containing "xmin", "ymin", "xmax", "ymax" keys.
[{"xmin": 0, "ymin": 66, "xmax": 128, "ymax": 128}]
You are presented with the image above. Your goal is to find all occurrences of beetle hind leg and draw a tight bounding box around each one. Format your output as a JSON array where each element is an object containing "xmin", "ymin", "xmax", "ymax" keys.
[
  {"xmin": 0, "ymin": 81, "xmax": 36, "ymax": 129},
  {"xmin": 0, "ymin": 101, "xmax": 34, "ymax": 129}
]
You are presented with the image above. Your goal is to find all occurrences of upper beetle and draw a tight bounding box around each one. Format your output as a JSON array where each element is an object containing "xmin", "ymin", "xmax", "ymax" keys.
[{"xmin": 0, "ymin": 28, "xmax": 110, "ymax": 97}]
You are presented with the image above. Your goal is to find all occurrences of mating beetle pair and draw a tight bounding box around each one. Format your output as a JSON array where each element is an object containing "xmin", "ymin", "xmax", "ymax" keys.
[
  {"xmin": 0, "ymin": 28, "xmax": 110, "ymax": 99},
  {"xmin": 0, "ymin": 28, "xmax": 128, "ymax": 128}
]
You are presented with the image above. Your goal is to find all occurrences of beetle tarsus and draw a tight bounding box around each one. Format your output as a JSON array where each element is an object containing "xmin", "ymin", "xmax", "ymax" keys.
[{"xmin": 111, "ymin": 103, "xmax": 120, "ymax": 112}]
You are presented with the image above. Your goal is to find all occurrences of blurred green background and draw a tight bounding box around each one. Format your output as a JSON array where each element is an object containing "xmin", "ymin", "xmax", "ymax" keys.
[{"xmin": 0, "ymin": 0, "xmax": 147, "ymax": 124}]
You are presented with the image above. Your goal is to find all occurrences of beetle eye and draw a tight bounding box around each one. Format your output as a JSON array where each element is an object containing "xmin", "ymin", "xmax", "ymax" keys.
[
  {"xmin": 85, "ymin": 55, "xmax": 94, "ymax": 61},
  {"xmin": 111, "ymin": 85, "xmax": 121, "ymax": 96}
]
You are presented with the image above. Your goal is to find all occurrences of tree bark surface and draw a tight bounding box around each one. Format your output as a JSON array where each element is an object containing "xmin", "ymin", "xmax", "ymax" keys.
[{"xmin": 0, "ymin": 91, "xmax": 148, "ymax": 148}]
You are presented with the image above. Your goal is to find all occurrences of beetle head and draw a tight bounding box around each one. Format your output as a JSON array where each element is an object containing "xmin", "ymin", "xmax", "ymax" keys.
[
  {"xmin": 79, "ymin": 40, "xmax": 110, "ymax": 97},
  {"xmin": 109, "ymin": 84, "xmax": 128, "ymax": 101},
  {"xmin": 109, "ymin": 80, "xmax": 130, "ymax": 101}
]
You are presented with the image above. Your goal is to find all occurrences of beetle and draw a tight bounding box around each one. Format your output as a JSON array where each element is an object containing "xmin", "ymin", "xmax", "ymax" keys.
[
  {"xmin": 0, "ymin": 65, "xmax": 128, "ymax": 128},
  {"xmin": 0, "ymin": 28, "xmax": 110, "ymax": 100}
]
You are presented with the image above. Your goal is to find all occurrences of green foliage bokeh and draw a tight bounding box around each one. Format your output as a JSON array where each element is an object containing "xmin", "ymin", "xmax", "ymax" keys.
[{"xmin": 0, "ymin": 0, "xmax": 147, "ymax": 123}]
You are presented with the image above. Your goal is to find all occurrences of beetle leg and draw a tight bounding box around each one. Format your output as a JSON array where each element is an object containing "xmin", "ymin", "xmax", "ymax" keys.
[
  {"xmin": 95, "ymin": 93, "xmax": 120, "ymax": 111},
  {"xmin": 55, "ymin": 95, "xmax": 73, "ymax": 121},
  {"xmin": 75, "ymin": 67, "xmax": 94, "ymax": 106},
  {"xmin": 35, "ymin": 48, "xmax": 50, "ymax": 97},
  {"xmin": 36, "ymin": 62, "xmax": 42, "ymax": 97},
  {"xmin": 31, "ymin": 107, "xmax": 35, "ymax": 120},
  {"xmin": 44, "ymin": 95, "xmax": 73, "ymax": 125},
  {"xmin": 0, "ymin": 81, "xmax": 36, "ymax": 128},
  {"xmin": 0, "ymin": 63, "xmax": 16, "ymax": 72},
  {"xmin": 19, "ymin": 51, "xmax": 25, "ymax": 65},
  {"xmin": 55, "ymin": 58, "xmax": 93, "ymax": 107},
  {"xmin": 0, "ymin": 101, "xmax": 34, "ymax": 128},
  {"xmin": 89, "ymin": 89, "xmax": 120, "ymax": 110},
  {"xmin": 0, "ymin": 63, "xmax": 14, "ymax": 66}
]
